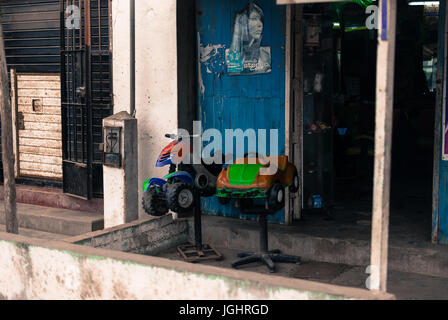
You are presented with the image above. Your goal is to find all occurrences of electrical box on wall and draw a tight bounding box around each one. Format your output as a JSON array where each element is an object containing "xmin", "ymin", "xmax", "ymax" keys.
[{"xmin": 103, "ymin": 126, "xmax": 122, "ymax": 168}]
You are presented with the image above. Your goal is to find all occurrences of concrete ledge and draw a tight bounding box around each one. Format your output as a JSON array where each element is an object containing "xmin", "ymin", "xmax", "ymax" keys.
[
  {"xmin": 0, "ymin": 232, "xmax": 394, "ymax": 300},
  {"xmin": 65, "ymin": 214, "xmax": 188, "ymax": 255},
  {"xmin": 193, "ymin": 215, "xmax": 448, "ymax": 279}
]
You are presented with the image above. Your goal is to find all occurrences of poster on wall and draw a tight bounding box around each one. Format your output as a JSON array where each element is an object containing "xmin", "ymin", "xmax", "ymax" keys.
[{"xmin": 226, "ymin": 2, "xmax": 271, "ymax": 75}]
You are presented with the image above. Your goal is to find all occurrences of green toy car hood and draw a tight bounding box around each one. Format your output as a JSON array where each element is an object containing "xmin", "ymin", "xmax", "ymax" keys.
[{"xmin": 228, "ymin": 164, "xmax": 264, "ymax": 186}]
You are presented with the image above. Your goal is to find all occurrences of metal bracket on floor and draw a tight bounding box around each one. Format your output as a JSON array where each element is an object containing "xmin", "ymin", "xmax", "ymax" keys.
[{"xmin": 177, "ymin": 243, "xmax": 222, "ymax": 262}]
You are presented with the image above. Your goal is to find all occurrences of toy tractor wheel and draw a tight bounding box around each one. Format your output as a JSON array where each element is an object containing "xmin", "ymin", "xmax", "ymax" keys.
[
  {"xmin": 268, "ymin": 183, "xmax": 285, "ymax": 211},
  {"xmin": 167, "ymin": 183, "xmax": 195, "ymax": 214},
  {"xmin": 142, "ymin": 188, "xmax": 168, "ymax": 216},
  {"xmin": 218, "ymin": 197, "xmax": 231, "ymax": 205},
  {"xmin": 289, "ymin": 170, "xmax": 300, "ymax": 193}
]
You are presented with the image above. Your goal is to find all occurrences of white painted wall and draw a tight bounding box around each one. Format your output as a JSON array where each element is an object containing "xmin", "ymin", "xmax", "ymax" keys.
[
  {"xmin": 0, "ymin": 232, "xmax": 391, "ymax": 300},
  {"xmin": 112, "ymin": 0, "xmax": 178, "ymax": 218},
  {"xmin": 103, "ymin": 112, "xmax": 139, "ymax": 228},
  {"xmin": 112, "ymin": 0, "xmax": 131, "ymax": 113}
]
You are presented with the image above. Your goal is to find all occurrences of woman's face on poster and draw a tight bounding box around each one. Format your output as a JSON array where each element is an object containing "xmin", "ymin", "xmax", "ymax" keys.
[{"xmin": 248, "ymin": 10, "xmax": 263, "ymax": 41}]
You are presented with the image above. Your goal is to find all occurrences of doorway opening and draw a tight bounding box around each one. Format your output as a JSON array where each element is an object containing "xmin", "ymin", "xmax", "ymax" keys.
[{"xmin": 296, "ymin": 1, "xmax": 440, "ymax": 246}]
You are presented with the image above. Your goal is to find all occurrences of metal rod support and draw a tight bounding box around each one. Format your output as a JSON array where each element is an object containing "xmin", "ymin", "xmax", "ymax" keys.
[
  {"xmin": 259, "ymin": 214, "xmax": 268, "ymax": 253},
  {"xmin": 194, "ymin": 190, "xmax": 202, "ymax": 250}
]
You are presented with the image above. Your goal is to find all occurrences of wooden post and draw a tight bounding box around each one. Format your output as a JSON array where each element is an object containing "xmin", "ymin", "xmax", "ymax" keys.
[
  {"xmin": 10, "ymin": 69, "xmax": 19, "ymax": 179},
  {"xmin": 0, "ymin": 18, "xmax": 18, "ymax": 234},
  {"xmin": 286, "ymin": 5, "xmax": 304, "ymax": 222},
  {"xmin": 370, "ymin": 0, "xmax": 397, "ymax": 292},
  {"xmin": 285, "ymin": 3, "xmax": 291, "ymax": 224}
]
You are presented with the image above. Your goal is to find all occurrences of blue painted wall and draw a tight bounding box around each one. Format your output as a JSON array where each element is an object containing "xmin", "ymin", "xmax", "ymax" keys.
[
  {"xmin": 196, "ymin": 0, "xmax": 286, "ymax": 223},
  {"xmin": 436, "ymin": 0, "xmax": 448, "ymax": 244},
  {"xmin": 439, "ymin": 163, "xmax": 448, "ymax": 243}
]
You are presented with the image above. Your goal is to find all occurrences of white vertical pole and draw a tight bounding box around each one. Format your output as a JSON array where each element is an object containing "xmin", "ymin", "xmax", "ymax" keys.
[{"xmin": 370, "ymin": 0, "xmax": 397, "ymax": 292}]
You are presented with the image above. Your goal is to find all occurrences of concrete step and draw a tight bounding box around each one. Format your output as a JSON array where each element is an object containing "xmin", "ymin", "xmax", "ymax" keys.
[
  {"xmin": 193, "ymin": 215, "xmax": 448, "ymax": 280},
  {"xmin": 0, "ymin": 202, "xmax": 104, "ymax": 236},
  {"xmin": 157, "ymin": 245, "xmax": 448, "ymax": 300},
  {"xmin": 0, "ymin": 224, "xmax": 68, "ymax": 241},
  {"xmin": 0, "ymin": 185, "xmax": 103, "ymax": 214}
]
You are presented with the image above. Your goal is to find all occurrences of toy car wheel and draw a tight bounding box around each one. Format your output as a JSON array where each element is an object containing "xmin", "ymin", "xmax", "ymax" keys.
[
  {"xmin": 268, "ymin": 183, "xmax": 285, "ymax": 211},
  {"xmin": 218, "ymin": 197, "xmax": 231, "ymax": 205},
  {"xmin": 289, "ymin": 170, "xmax": 299, "ymax": 193},
  {"xmin": 167, "ymin": 183, "xmax": 195, "ymax": 214},
  {"xmin": 142, "ymin": 188, "xmax": 168, "ymax": 216},
  {"xmin": 195, "ymin": 173, "xmax": 215, "ymax": 197}
]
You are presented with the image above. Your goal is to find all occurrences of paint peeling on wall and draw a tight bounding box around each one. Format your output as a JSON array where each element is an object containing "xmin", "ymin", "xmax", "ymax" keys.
[
  {"xmin": 197, "ymin": 33, "xmax": 206, "ymax": 97},
  {"xmin": 199, "ymin": 43, "xmax": 227, "ymax": 74}
]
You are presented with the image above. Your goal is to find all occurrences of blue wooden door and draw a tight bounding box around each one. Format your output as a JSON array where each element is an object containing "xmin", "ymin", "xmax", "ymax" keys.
[{"xmin": 196, "ymin": 0, "xmax": 286, "ymax": 223}]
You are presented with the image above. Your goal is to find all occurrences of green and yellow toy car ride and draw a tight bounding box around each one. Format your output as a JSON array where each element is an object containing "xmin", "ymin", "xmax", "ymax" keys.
[{"xmin": 216, "ymin": 155, "xmax": 299, "ymax": 211}]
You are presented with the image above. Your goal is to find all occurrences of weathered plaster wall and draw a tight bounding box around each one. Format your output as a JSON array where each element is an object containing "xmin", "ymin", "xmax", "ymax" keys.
[
  {"xmin": 135, "ymin": 0, "xmax": 178, "ymax": 218},
  {"xmin": 112, "ymin": 0, "xmax": 131, "ymax": 113},
  {"xmin": 0, "ymin": 233, "xmax": 394, "ymax": 300},
  {"xmin": 66, "ymin": 214, "xmax": 188, "ymax": 256},
  {"xmin": 112, "ymin": 0, "xmax": 179, "ymax": 219}
]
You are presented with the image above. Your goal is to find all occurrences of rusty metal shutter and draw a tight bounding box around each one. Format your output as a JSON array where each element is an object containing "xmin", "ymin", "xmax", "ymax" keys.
[{"xmin": 0, "ymin": 0, "xmax": 60, "ymax": 73}]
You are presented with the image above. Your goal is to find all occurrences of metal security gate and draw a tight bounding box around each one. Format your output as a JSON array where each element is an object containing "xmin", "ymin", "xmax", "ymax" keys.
[{"xmin": 61, "ymin": 0, "xmax": 112, "ymax": 199}]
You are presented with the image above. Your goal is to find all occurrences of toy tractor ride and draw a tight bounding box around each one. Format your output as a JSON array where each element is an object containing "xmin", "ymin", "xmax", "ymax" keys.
[{"xmin": 142, "ymin": 133, "xmax": 223, "ymax": 217}]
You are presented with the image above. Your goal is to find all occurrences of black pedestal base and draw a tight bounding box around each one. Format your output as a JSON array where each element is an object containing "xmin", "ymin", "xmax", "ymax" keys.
[
  {"xmin": 232, "ymin": 202, "xmax": 301, "ymax": 273},
  {"xmin": 231, "ymin": 249, "xmax": 301, "ymax": 273}
]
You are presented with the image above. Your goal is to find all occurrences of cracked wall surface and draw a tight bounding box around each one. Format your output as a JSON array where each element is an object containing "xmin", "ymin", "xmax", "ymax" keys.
[{"xmin": 67, "ymin": 215, "xmax": 188, "ymax": 256}]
